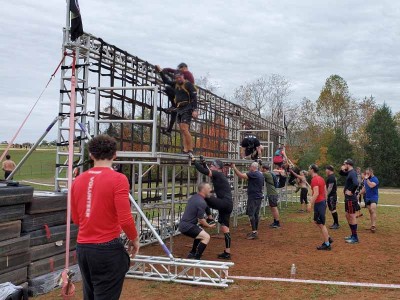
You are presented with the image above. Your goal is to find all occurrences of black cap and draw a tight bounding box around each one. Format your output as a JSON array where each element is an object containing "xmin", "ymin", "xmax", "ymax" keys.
[
  {"xmin": 211, "ymin": 160, "xmax": 223, "ymax": 169},
  {"xmin": 309, "ymin": 164, "xmax": 319, "ymax": 173},
  {"xmin": 177, "ymin": 62, "xmax": 188, "ymax": 69},
  {"xmin": 262, "ymin": 164, "xmax": 270, "ymax": 170},
  {"xmin": 325, "ymin": 165, "xmax": 334, "ymax": 172},
  {"xmin": 344, "ymin": 159, "xmax": 354, "ymax": 166}
]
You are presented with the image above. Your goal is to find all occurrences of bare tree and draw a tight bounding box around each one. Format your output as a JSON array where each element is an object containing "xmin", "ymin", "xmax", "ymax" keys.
[
  {"xmin": 196, "ymin": 72, "xmax": 220, "ymax": 93},
  {"xmin": 233, "ymin": 74, "xmax": 291, "ymax": 121}
]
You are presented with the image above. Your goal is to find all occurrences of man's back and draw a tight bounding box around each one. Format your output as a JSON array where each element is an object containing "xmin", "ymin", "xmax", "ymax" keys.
[
  {"xmin": 264, "ymin": 172, "xmax": 278, "ymax": 196},
  {"xmin": 326, "ymin": 174, "xmax": 337, "ymax": 196},
  {"xmin": 211, "ymin": 171, "xmax": 232, "ymax": 201},
  {"xmin": 247, "ymin": 171, "xmax": 264, "ymax": 199},
  {"xmin": 2, "ymin": 159, "xmax": 16, "ymax": 171},
  {"xmin": 71, "ymin": 167, "xmax": 134, "ymax": 243}
]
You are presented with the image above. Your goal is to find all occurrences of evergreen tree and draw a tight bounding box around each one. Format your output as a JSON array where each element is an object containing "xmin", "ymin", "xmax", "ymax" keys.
[
  {"xmin": 327, "ymin": 128, "xmax": 354, "ymax": 168},
  {"xmin": 365, "ymin": 104, "xmax": 400, "ymax": 187}
]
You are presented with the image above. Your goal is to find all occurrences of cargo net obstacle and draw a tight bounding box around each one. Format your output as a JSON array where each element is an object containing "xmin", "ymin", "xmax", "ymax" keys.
[{"xmin": 58, "ymin": 30, "xmax": 285, "ymax": 287}]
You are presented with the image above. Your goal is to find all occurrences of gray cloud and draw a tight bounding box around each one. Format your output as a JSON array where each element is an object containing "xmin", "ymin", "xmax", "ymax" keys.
[{"xmin": 0, "ymin": 0, "xmax": 399, "ymax": 142}]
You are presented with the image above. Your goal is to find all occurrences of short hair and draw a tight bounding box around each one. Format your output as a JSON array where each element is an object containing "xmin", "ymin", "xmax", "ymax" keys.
[
  {"xmin": 344, "ymin": 159, "xmax": 354, "ymax": 166},
  {"xmin": 5, "ymin": 155, "xmax": 11, "ymax": 160},
  {"xmin": 309, "ymin": 164, "xmax": 319, "ymax": 173},
  {"xmin": 88, "ymin": 134, "xmax": 117, "ymax": 160},
  {"xmin": 366, "ymin": 167, "xmax": 374, "ymax": 174},
  {"xmin": 325, "ymin": 165, "xmax": 334, "ymax": 172},
  {"xmin": 198, "ymin": 182, "xmax": 209, "ymax": 192},
  {"xmin": 250, "ymin": 162, "xmax": 259, "ymax": 169}
]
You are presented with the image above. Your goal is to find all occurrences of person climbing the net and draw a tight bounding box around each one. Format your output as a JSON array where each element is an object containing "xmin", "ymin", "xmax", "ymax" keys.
[{"xmin": 240, "ymin": 133, "xmax": 263, "ymax": 163}]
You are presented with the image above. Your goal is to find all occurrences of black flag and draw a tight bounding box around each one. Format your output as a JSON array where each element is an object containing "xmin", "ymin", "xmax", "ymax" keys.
[{"xmin": 70, "ymin": 0, "xmax": 83, "ymax": 41}]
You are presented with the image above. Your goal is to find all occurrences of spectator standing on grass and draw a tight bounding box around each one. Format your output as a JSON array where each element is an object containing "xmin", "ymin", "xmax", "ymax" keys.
[
  {"xmin": 339, "ymin": 159, "xmax": 360, "ymax": 244},
  {"xmin": 2, "ymin": 154, "xmax": 16, "ymax": 180},
  {"xmin": 261, "ymin": 164, "xmax": 281, "ymax": 228},
  {"xmin": 289, "ymin": 169, "xmax": 308, "ymax": 212},
  {"xmin": 231, "ymin": 162, "xmax": 264, "ymax": 240},
  {"xmin": 71, "ymin": 135, "xmax": 140, "ymax": 300},
  {"xmin": 308, "ymin": 164, "xmax": 333, "ymax": 251},
  {"xmin": 361, "ymin": 168, "xmax": 379, "ymax": 233},
  {"xmin": 325, "ymin": 165, "xmax": 340, "ymax": 229}
]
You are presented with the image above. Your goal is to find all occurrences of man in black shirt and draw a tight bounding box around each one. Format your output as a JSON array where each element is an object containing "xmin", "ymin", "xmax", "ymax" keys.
[
  {"xmin": 325, "ymin": 165, "xmax": 339, "ymax": 229},
  {"xmin": 339, "ymin": 159, "xmax": 360, "ymax": 244},
  {"xmin": 240, "ymin": 134, "xmax": 263, "ymax": 161},
  {"xmin": 179, "ymin": 183, "xmax": 216, "ymax": 259},
  {"xmin": 158, "ymin": 71, "xmax": 198, "ymax": 157},
  {"xmin": 193, "ymin": 158, "xmax": 233, "ymax": 259},
  {"xmin": 232, "ymin": 162, "xmax": 264, "ymax": 240}
]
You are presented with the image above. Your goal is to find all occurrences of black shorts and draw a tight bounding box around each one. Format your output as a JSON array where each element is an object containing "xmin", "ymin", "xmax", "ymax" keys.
[
  {"xmin": 345, "ymin": 197, "xmax": 360, "ymax": 214},
  {"xmin": 327, "ymin": 195, "xmax": 337, "ymax": 211},
  {"xmin": 177, "ymin": 109, "xmax": 192, "ymax": 125},
  {"xmin": 314, "ymin": 200, "xmax": 326, "ymax": 225},
  {"xmin": 365, "ymin": 199, "xmax": 378, "ymax": 206},
  {"xmin": 181, "ymin": 225, "xmax": 203, "ymax": 238},
  {"xmin": 300, "ymin": 188, "xmax": 308, "ymax": 204},
  {"xmin": 205, "ymin": 196, "xmax": 233, "ymax": 228},
  {"xmin": 268, "ymin": 195, "xmax": 279, "ymax": 207},
  {"xmin": 246, "ymin": 198, "xmax": 262, "ymax": 217}
]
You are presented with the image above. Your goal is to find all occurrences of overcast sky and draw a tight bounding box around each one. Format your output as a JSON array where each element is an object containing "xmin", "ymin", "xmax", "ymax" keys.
[{"xmin": 1, "ymin": 0, "xmax": 399, "ymax": 143}]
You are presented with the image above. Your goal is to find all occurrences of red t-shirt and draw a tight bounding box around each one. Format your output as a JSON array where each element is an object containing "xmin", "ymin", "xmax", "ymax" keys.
[
  {"xmin": 311, "ymin": 175, "xmax": 326, "ymax": 203},
  {"xmin": 71, "ymin": 167, "xmax": 138, "ymax": 243}
]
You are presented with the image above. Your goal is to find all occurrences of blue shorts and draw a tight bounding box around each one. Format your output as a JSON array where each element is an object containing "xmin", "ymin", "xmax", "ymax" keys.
[
  {"xmin": 365, "ymin": 199, "xmax": 378, "ymax": 206},
  {"xmin": 314, "ymin": 200, "xmax": 326, "ymax": 225}
]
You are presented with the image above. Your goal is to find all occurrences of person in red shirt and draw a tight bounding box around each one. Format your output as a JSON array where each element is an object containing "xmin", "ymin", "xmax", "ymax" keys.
[
  {"xmin": 71, "ymin": 134, "xmax": 139, "ymax": 300},
  {"xmin": 308, "ymin": 164, "xmax": 333, "ymax": 251}
]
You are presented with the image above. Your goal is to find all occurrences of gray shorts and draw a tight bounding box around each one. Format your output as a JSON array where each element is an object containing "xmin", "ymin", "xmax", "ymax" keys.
[{"xmin": 268, "ymin": 195, "xmax": 279, "ymax": 207}]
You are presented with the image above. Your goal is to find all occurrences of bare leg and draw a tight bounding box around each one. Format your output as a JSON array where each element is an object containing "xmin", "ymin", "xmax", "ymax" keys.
[
  {"xmin": 179, "ymin": 123, "xmax": 192, "ymax": 152},
  {"xmin": 369, "ymin": 203, "xmax": 377, "ymax": 227},
  {"xmin": 271, "ymin": 207, "xmax": 280, "ymax": 220}
]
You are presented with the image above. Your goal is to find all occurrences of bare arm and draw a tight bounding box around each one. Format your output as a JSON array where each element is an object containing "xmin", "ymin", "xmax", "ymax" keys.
[
  {"xmin": 327, "ymin": 183, "xmax": 334, "ymax": 196},
  {"xmin": 231, "ymin": 164, "xmax": 248, "ymax": 180},
  {"xmin": 365, "ymin": 179, "xmax": 377, "ymax": 188},
  {"xmin": 310, "ymin": 186, "xmax": 319, "ymax": 206},
  {"xmin": 198, "ymin": 218, "xmax": 215, "ymax": 228}
]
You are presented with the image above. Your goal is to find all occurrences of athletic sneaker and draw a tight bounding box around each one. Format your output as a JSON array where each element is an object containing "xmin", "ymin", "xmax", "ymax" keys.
[
  {"xmin": 317, "ymin": 243, "xmax": 331, "ymax": 251},
  {"xmin": 344, "ymin": 235, "xmax": 353, "ymax": 241},
  {"xmin": 188, "ymin": 151, "xmax": 194, "ymax": 159},
  {"xmin": 329, "ymin": 224, "xmax": 340, "ymax": 230},
  {"xmin": 345, "ymin": 237, "xmax": 359, "ymax": 244},
  {"xmin": 217, "ymin": 251, "xmax": 231, "ymax": 260},
  {"xmin": 187, "ymin": 252, "xmax": 196, "ymax": 259},
  {"xmin": 272, "ymin": 223, "xmax": 281, "ymax": 228},
  {"xmin": 269, "ymin": 222, "xmax": 276, "ymax": 228},
  {"xmin": 206, "ymin": 218, "xmax": 216, "ymax": 225},
  {"xmin": 246, "ymin": 232, "xmax": 258, "ymax": 240},
  {"xmin": 161, "ymin": 128, "xmax": 172, "ymax": 136}
]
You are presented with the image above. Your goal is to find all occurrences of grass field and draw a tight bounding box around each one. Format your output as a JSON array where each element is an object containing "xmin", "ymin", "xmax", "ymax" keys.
[{"xmin": 37, "ymin": 191, "xmax": 400, "ymax": 300}]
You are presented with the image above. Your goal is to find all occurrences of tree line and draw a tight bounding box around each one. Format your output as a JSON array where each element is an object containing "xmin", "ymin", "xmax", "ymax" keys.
[{"xmin": 232, "ymin": 74, "xmax": 400, "ymax": 187}]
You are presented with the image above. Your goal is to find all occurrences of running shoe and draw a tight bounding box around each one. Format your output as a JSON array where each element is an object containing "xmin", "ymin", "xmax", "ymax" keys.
[
  {"xmin": 269, "ymin": 222, "xmax": 276, "ymax": 228},
  {"xmin": 187, "ymin": 252, "xmax": 196, "ymax": 259},
  {"xmin": 370, "ymin": 226, "xmax": 376, "ymax": 233},
  {"xmin": 317, "ymin": 243, "xmax": 331, "ymax": 251},
  {"xmin": 344, "ymin": 235, "xmax": 353, "ymax": 241},
  {"xmin": 217, "ymin": 251, "xmax": 231, "ymax": 260},
  {"xmin": 329, "ymin": 224, "xmax": 340, "ymax": 230},
  {"xmin": 206, "ymin": 218, "xmax": 216, "ymax": 225},
  {"xmin": 161, "ymin": 128, "xmax": 172, "ymax": 136},
  {"xmin": 345, "ymin": 237, "xmax": 359, "ymax": 244},
  {"xmin": 246, "ymin": 232, "xmax": 258, "ymax": 240},
  {"xmin": 272, "ymin": 223, "xmax": 281, "ymax": 229}
]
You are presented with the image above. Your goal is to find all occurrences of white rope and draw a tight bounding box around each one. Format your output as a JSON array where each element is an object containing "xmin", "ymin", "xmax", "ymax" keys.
[{"xmin": 230, "ymin": 275, "xmax": 400, "ymax": 289}]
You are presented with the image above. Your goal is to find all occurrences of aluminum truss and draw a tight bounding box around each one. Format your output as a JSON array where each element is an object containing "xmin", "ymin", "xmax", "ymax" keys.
[{"xmin": 127, "ymin": 255, "xmax": 234, "ymax": 288}]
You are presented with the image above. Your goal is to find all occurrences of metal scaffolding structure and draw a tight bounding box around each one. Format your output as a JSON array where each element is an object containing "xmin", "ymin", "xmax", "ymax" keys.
[{"xmin": 57, "ymin": 26, "xmax": 285, "ymax": 287}]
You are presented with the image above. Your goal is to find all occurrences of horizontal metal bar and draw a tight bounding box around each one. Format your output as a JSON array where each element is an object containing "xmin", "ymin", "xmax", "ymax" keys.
[
  {"xmin": 97, "ymin": 86, "xmax": 157, "ymax": 91},
  {"xmin": 95, "ymin": 119, "xmax": 153, "ymax": 124}
]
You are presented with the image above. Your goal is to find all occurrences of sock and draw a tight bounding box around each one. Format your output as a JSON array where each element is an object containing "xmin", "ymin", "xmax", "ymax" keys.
[
  {"xmin": 191, "ymin": 239, "xmax": 200, "ymax": 254},
  {"xmin": 195, "ymin": 242, "xmax": 207, "ymax": 259},
  {"xmin": 348, "ymin": 224, "xmax": 353, "ymax": 237},
  {"xmin": 351, "ymin": 224, "xmax": 358, "ymax": 239},
  {"xmin": 332, "ymin": 212, "xmax": 339, "ymax": 225},
  {"xmin": 224, "ymin": 232, "xmax": 231, "ymax": 250}
]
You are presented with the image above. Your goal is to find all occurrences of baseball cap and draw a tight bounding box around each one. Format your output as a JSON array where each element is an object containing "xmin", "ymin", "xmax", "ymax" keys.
[
  {"xmin": 309, "ymin": 164, "xmax": 319, "ymax": 173},
  {"xmin": 343, "ymin": 159, "xmax": 354, "ymax": 166},
  {"xmin": 211, "ymin": 160, "xmax": 223, "ymax": 169},
  {"xmin": 177, "ymin": 62, "xmax": 188, "ymax": 69},
  {"xmin": 325, "ymin": 165, "xmax": 334, "ymax": 172},
  {"xmin": 262, "ymin": 164, "xmax": 270, "ymax": 170}
]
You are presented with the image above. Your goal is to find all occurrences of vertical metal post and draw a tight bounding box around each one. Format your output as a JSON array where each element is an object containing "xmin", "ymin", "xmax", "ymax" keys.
[
  {"xmin": 170, "ymin": 165, "xmax": 176, "ymax": 252},
  {"xmin": 151, "ymin": 87, "xmax": 158, "ymax": 156},
  {"xmin": 137, "ymin": 163, "xmax": 143, "ymax": 233}
]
